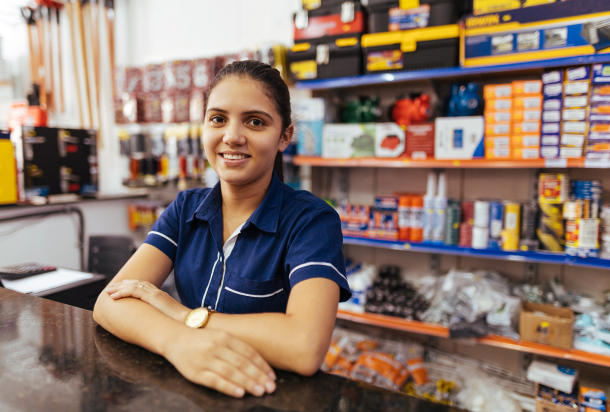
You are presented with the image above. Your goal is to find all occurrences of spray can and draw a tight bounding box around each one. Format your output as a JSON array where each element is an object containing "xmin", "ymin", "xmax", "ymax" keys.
[
  {"xmin": 444, "ymin": 200, "xmax": 461, "ymax": 245},
  {"xmin": 398, "ymin": 195, "xmax": 412, "ymax": 241},
  {"xmin": 423, "ymin": 172, "xmax": 437, "ymax": 242},
  {"xmin": 433, "ymin": 173, "xmax": 448, "ymax": 243},
  {"xmin": 410, "ymin": 196, "xmax": 424, "ymax": 242}
]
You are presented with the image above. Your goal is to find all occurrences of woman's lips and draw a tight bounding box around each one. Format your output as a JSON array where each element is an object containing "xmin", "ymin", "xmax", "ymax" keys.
[{"xmin": 218, "ymin": 153, "xmax": 251, "ymax": 167}]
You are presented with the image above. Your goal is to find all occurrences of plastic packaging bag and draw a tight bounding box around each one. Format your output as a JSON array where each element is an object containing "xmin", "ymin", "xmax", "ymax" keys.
[{"xmin": 455, "ymin": 364, "xmax": 522, "ymax": 412}]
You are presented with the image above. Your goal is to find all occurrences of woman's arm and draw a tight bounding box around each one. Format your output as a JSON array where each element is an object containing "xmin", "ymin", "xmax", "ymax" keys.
[
  {"xmin": 206, "ymin": 278, "xmax": 340, "ymax": 376},
  {"xmin": 93, "ymin": 244, "xmax": 276, "ymax": 397}
]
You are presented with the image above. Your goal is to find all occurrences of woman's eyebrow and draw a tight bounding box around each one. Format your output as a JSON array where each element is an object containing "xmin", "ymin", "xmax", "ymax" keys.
[
  {"xmin": 243, "ymin": 110, "xmax": 274, "ymax": 121},
  {"xmin": 207, "ymin": 107, "xmax": 228, "ymax": 113}
]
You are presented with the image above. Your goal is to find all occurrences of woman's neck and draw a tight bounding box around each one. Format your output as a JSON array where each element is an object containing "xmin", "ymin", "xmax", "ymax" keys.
[{"xmin": 220, "ymin": 171, "xmax": 273, "ymax": 240}]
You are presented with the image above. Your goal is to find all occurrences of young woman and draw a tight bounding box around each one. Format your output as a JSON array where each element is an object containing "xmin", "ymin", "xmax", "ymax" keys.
[{"xmin": 93, "ymin": 61, "xmax": 351, "ymax": 399}]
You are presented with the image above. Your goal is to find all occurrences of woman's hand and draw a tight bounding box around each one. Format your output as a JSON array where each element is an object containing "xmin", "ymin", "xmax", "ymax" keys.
[
  {"xmin": 165, "ymin": 327, "xmax": 277, "ymax": 398},
  {"xmin": 105, "ymin": 279, "xmax": 190, "ymax": 323}
]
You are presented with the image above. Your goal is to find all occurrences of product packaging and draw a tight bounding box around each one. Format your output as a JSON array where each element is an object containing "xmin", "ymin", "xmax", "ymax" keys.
[
  {"xmin": 527, "ymin": 360, "xmax": 578, "ymax": 394},
  {"xmin": 435, "ymin": 116, "xmax": 485, "ymax": 159},
  {"xmin": 405, "ymin": 122, "xmax": 435, "ymax": 159},
  {"xmin": 375, "ymin": 123, "xmax": 406, "ymax": 157},
  {"xmin": 520, "ymin": 303, "xmax": 575, "ymax": 350}
]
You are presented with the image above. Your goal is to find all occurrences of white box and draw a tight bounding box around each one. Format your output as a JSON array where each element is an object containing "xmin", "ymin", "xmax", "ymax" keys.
[
  {"xmin": 375, "ymin": 123, "xmax": 405, "ymax": 158},
  {"xmin": 527, "ymin": 360, "xmax": 578, "ymax": 393},
  {"xmin": 322, "ymin": 124, "xmax": 376, "ymax": 158},
  {"xmin": 435, "ymin": 117, "xmax": 484, "ymax": 160}
]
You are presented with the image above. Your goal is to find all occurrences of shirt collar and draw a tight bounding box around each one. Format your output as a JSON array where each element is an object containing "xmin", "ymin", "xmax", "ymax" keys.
[{"xmin": 187, "ymin": 172, "xmax": 283, "ymax": 234}]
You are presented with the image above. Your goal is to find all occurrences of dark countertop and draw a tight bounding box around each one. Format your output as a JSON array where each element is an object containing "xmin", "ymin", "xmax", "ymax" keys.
[{"xmin": 0, "ymin": 287, "xmax": 463, "ymax": 412}]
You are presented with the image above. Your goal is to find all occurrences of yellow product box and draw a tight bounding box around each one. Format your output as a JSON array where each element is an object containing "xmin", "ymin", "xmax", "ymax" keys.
[
  {"xmin": 513, "ymin": 95, "xmax": 543, "ymax": 110},
  {"xmin": 486, "ymin": 98, "xmax": 512, "ymax": 111},
  {"xmin": 512, "ymin": 80, "xmax": 543, "ymax": 96},
  {"xmin": 485, "ymin": 135, "xmax": 511, "ymax": 148},
  {"xmin": 485, "ymin": 110, "xmax": 512, "ymax": 123},
  {"xmin": 485, "ymin": 146, "xmax": 511, "ymax": 159},
  {"xmin": 485, "ymin": 122, "xmax": 511, "ymax": 136},
  {"xmin": 473, "ymin": 0, "xmax": 556, "ymax": 15},
  {"xmin": 512, "ymin": 120, "xmax": 541, "ymax": 134},
  {"xmin": 512, "ymin": 147, "xmax": 540, "ymax": 159},
  {"xmin": 484, "ymin": 84, "xmax": 512, "ymax": 99},
  {"xmin": 513, "ymin": 134, "xmax": 541, "ymax": 147},
  {"xmin": 513, "ymin": 109, "xmax": 542, "ymax": 122}
]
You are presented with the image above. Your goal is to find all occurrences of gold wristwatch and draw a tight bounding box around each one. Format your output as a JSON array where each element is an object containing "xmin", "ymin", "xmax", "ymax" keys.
[{"xmin": 184, "ymin": 307, "xmax": 216, "ymax": 329}]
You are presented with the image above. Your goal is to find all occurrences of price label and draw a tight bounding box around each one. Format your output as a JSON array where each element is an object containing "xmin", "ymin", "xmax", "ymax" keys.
[
  {"xmin": 584, "ymin": 158, "xmax": 610, "ymax": 168},
  {"xmin": 544, "ymin": 158, "xmax": 567, "ymax": 168}
]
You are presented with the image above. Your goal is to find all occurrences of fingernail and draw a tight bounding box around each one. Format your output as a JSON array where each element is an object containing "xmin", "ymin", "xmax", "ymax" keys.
[
  {"xmin": 265, "ymin": 381, "xmax": 276, "ymax": 393},
  {"xmin": 268, "ymin": 372, "xmax": 276, "ymax": 380},
  {"xmin": 108, "ymin": 283, "xmax": 117, "ymax": 286},
  {"xmin": 254, "ymin": 385, "xmax": 264, "ymax": 396},
  {"xmin": 110, "ymin": 293, "xmax": 118, "ymax": 298},
  {"xmin": 234, "ymin": 387, "xmax": 245, "ymax": 397}
]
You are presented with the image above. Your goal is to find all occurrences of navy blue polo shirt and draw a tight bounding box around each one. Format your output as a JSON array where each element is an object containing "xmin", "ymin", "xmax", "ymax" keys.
[{"xmin": 144, "ymin": 172, "xmax": 351, "ymax": 314}]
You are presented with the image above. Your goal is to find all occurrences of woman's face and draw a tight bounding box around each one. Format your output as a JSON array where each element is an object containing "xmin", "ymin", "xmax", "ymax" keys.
[{"xmin": 203, "ymin": 77, "xmax": 291, "ymax": 187}]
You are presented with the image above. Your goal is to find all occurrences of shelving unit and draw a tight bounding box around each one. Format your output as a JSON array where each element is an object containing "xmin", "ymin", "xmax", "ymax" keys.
[
  {"xmin": 343, "ymin": 236, "xmax": 610, "ymax": 270},
  {"xmin": 337, "ymin": 310, "xmax": 610, "ymax": 368},
  {"xmin": 295, "ymin": 54, "xmax": 610, "ymax": 90},
  {"xmin": 294, "ymin": 156, "xmax": 610, "ymax": 169}
]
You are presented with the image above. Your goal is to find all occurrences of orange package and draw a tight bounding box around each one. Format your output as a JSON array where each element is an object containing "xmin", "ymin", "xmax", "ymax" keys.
[
  {"xmin": 351, "ymin": 352, "xmax": 407, "ymax": 390},
  {"xmin": 512, "ymin": 121, "xmax": 541, "ymax": 134},
  {"xmin": 485, "ymin": 135, "xmax": 511, "ymax": 149},
  {"xmin": 591, "ymin": 124, "xmax": 610, "ymax": 133},
  {"xmin": 485, "ymin": 122, "xmax": 511, "ymax": 136},
  {"xmin": 484, "ymin": 84, "xmax": 512, "ymax": 100},
  {"xmin": 512, "ymin": 109, "xmax": 541, "ymax": 122},
  {"xmin": 484, "ymin": 110, "xmax": 511, "ymax": 123},
  {"xmin": 485, "ymin": 98, "xmax": 512, "ymax": 112},
  {"xmin": 512, "ymin": 80, "xmax": 542, "ymax": 96},
  {"xmin": 512, "ymin": 147, "xmax": 540, "ymax": 159},
  {"xmin": 407, "ymin": 357, "xmax": 429, "ymax": 386},
  {"xmin": 513, "ymin": 95, "xmax": 543, "ymax": 110}
]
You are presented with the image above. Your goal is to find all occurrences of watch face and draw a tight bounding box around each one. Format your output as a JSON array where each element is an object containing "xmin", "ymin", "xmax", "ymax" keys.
[{"xmin": 186, "ymin": 308, "xmax": 208, "ymax": 328}]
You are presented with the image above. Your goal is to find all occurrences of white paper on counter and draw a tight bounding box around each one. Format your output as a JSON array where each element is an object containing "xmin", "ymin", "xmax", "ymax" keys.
[{"xmin": 1, "ymin": 268, "xmax": 94, "ymax": 294}]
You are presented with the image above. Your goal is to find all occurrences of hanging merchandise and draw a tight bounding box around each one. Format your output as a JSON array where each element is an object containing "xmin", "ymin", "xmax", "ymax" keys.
[
  {"xmin": 361, "ymin": 24, "xmax": 460, "ymax": 74},
  {"xmin": 290, "ymin": 1, "xmax": 365, "ymax": 81},
  {"xmin": 162, "ymin": 60, "xmax": 192, "ymax": 124},
  {"xmin": 114, "ymin": 67, "xmax": 144, "ymax": 124},
  {"xmin": 446, "ymin": 83, "xmax": 481, "ymax": 117},
  {"xmin": 390, "ymin": 94, "xmax": 432, "ymax": 127}
]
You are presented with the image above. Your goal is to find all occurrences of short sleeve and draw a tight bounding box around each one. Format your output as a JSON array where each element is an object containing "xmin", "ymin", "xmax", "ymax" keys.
[
  {"xmin": 143, "ymin": 192, "xmax": 184, "ymax": 261},
  {"xmin": 285, "ymin": 208, "xmax": 351, "ymax": 302}
]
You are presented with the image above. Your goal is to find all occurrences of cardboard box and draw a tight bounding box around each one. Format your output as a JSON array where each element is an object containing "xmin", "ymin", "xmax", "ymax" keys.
[
  {"xmin": 435, "ymin": 116, "xmax": 485, "ymax": 160},
  {"xmin": 513, "ymin": 120, "xmax": 541, "ymax": 134},
  {"xmin": 485, "ymin": 135, "xmax": 511, "ymax": 148},
  {"xmin": 520, "ymin": 302, "xmax": 574, "ymax": 350},
  {"xmin": 485, "ymin": 110, "xmax": 512, "ymax": 123},
  {"xmin": 528, "ymin": 361, "xmax": 578, "ymax": 393},
  {"xmin": 513, "ymin": 109, "xmax": 542, "ymax": 122},
  {"xmin": 512, "ymin": 147, "xmax": 540, "ymax": 159},
  {"xmin": 322, "ymin": 124, "xmax": 376, "ymax": 158},
  {"xmin": 294, "ymin": 98, "xmax": 325, "ymax": 156},
  {"xmin": 513, "ymin": 134, "xmax": 540, "ymax": 147},
  {"xmin": 484, "ymin": 83, "xmax": 512, "ymax": 99},
  {"xmin": 375, "ymin": 123, "xmax": 405, "ymax": 158},
  {"xmin": 405, "ymin": 122, "xmax": 435, "ymax": 159},
  {"xmin": 514, "ymin": 95, "xmax": 543, "ymax": 110},
  {"xmin": 485, "ymin": 122, "xmax": 511, "ymax": 136},
  {"xmin": 513, "ymin": 80, "xmax": 542, "ymax": 96},
  {"xmin": 462, "ymin": 0, "xmax": 610, "ymax": 67},
  {"xmin": 486, "ymin": 98, "xmax": 512, "ymax": 111},
  {"xmin": 535, "ymin": 397, "xmax": 577, "ymax": 412},
  {"xmin": 473, "ymin": 0, "xmax": 557, "ymax": 15}
]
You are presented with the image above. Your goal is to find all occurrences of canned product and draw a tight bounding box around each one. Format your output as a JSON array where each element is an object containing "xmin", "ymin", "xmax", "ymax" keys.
[
  {"xmin": 538, "ymin": 173, "xmax": 569, "ymax": 203},
  {"xmin": 489, "ymin": 201, "xmax": 504, "ymax": 239},
  {"xmin": 472, "ymin": 227, "xmax": 489, "ymax": 249},
  {"xmin": 444, "ymin": 200, "xmax": 461, "ymax": 245},
  {"xmin": 501, "ymin": 230, "xmax": 519, "ymax": 251},
  {"xmin": 474, "ymin": 200, "xmax": 490, "ymax": 228},
  {"xmin": 504, "ymin": 203, "xmax": 521, "ymax": 234}
]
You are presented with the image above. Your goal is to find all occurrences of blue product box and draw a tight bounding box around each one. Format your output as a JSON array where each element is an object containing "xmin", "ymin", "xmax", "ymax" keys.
[
  {"xmin": 592, "ymin": 64, "xmax": 610, "ymax": 84},
  {"xmin": 543, "ymin": 83, "xmax": 563, "ymax": 98},
  {"xmin": 543, "ymin": 70, "xmax": 563, "ymax": 85},
  {"xmin": 375, "ymin": 195, "xmax": 399, "ymax": 211},
  {"xmin": 566, "ymin": 66, "xmax": 590, "ymax": 82},
  {"xmin": 293, "ymin": 98, "xmax": 325, "ymax": 156},
  {"xmin": 540, "ymin": 145, "xmax": 559, "ymax": 159},
  {"xmin": 543, "ymin": 99, "xmax": 562, "ymax": 111},
  {"xmin": 541, "ymin": 135, "xmax": 560, "ymax": 146},
  {"xmin": 542, "ymin": 123, "xmax": 560, "ymax": 135},
  {"xmin": 461, "ymin": 0, "xmax": 610, "ymax": 67},
  {"xmin": 542, "ymin": 110, "xmax": 561, "ymax": 123}
]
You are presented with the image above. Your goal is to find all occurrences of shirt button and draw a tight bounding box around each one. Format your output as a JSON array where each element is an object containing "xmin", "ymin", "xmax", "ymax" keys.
[
  {"xmin": 208, "ymin": 306, "xmax": 212, "ymax": 310},
  {"xmin": 220, "ymin": 257, "xmax": 223, "ymax": 262}
]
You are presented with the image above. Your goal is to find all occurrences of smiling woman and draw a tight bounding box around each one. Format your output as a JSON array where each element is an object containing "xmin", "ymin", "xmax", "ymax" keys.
[{"xmin": 93, "ymin": 61, "xmax": 351, "ymax": 399}]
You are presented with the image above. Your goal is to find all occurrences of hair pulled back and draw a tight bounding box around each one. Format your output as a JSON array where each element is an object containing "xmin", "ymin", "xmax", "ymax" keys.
[{"xmin": 204, "ymin": 60, "xmax": 291, "ymax": 182}]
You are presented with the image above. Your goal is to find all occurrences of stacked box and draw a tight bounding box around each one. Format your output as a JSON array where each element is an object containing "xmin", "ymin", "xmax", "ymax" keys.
[
  {"xmin": 511, "ymin": 80, "xmax": 542, "ymax": 159},
  {"xmin": 560, "ymin": 66, "xmax": 590, "ymax": 159},
  {"xmin": 541, "ymin": 70, "xmax": 563, "ymax": 159},
  {"xmin": 483, "ymin": 83, "xmax": 512, "ymax": 159},
  {"xmin": 587, "ymin": 64, "xmax": 610, "ymax": 160}
]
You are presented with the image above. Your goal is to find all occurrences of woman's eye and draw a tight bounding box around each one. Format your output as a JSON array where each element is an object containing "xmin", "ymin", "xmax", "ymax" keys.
[
  {"xmin": 249, "ymin": 119, "xmax": 264, "ymax": 127},
  {"xmin": 210, "ymin": 116, "xmax": 225, "ymax": 124}
]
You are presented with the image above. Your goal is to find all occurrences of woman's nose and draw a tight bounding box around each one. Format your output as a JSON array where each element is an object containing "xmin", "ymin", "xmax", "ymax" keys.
[{"xmin": 222, "ymin": 123, "xmax": 246, "ymax": 146}]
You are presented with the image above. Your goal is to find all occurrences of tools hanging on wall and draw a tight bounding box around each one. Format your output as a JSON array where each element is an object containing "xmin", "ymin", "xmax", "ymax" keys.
[{"xmin": 17, "ymin": 0, "xmax": 115, "ymax": 135}]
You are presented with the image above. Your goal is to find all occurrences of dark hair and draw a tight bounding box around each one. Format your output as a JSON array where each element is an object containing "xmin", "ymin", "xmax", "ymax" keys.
[{"xmin": 204, "ymin": 60, "xmax": 291, "ymax": 182}]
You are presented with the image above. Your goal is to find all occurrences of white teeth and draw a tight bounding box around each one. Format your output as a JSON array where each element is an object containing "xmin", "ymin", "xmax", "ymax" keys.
[{"xmin": 224, "ymin": 154, "xmax": 247, "ymax": 160}]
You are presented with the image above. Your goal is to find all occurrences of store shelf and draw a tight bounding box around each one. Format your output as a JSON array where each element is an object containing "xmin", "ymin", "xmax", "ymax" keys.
[
  {"xmin": 293, "ymin": 156, "xmax": 610, "ymax": 169},
  {"xmin": 337, "ymin": 310, "xmax": 610, "ymax": 368},
  {"xmin": 343, "ymin": 236, "xmax": 610, "ymax": 269},
  {"xmin": 295, "ymin": 55, "xmax": 610, "ymax": 90}
]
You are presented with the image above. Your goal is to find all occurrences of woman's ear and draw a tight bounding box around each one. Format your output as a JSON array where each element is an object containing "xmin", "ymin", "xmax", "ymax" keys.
[{"xmin": 278, "ymin": 124, "xmax": 294, "ymax": 153}]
